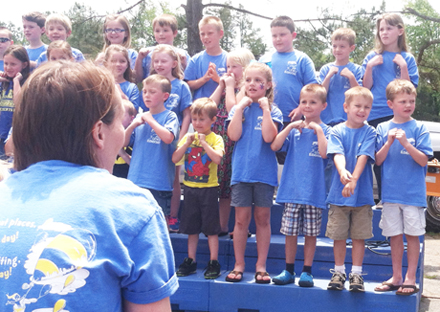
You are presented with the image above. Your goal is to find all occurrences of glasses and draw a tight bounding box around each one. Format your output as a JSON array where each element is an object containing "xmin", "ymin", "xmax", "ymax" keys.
[
  {"xmin": 0, "ymin": 38, "xmax": 11, "ymax": 43},
  {"xmin": 104, "ymin": 28, "xmax": 126, "ymax": 34}
]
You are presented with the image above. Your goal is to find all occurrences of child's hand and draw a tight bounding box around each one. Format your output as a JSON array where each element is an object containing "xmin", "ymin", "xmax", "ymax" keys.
[
  {"xmin": 178, "ymin": 52, "xmax": 187, "ymax": 69},
  {"xmin": 132, "ymin": 114, "xmax": 145, "ymax": 127},
  {"xmin": 12, "ymin": 73, "xmax": 23, "ymax": 84},
  {"xmin": 138, "ymin": 48, "xmax": 152, "ymax": 59},
  {"xmin": 186, "ymin": 133, "xmax": 195, "ymax": 145},
  {"xmin": 307, "ymin": 121, "xmax": 319, "ymax": 134},
  {"xmin": 198, "ymin": 133, "xmax": 206, "ymax": 143},
  {"xmin": 387, "ymin": 128, "xmax": 398, "ymax": 144},
  {"xmin": 290, "ymin": 120, "xmax": 306, "ymax": 133},
  {"xmin": 393, "ymin": 54, "xmax": 407, "ymax": 68},
  {"xmin": 258, "ymin": 97, "xmax": 270, "ymax": 111},
  {"xmin": 238, "ymin": 96, "xmax": 252, "ymax": 110},
  {"xmin": 327, "ymin": 66, "xmax": 339, "ymax": 78},
  {"xmin": 368, "ymin": 54, "xmax": 383, "ymax": 67},
  {"xmin": 142, "ymin": 111, "xmax": 154, "ymax": 125},
  {"xmin": 224, "ymin": 74, "xmax": 235, "ymax": 87},
  {"xmin": 340, "ymin": 68, "xmax": 354, "ymax": 79},
  {"xmin": 0, "ymin": 71, "xmax": 9, "ymax": 83},
  {"xmin": 288, "ymin": 107, "xmax": 302, "ymax": 121},
  {"xmin": 209, "ymin": 64, "xmax": 220, "ymax": 83},
  {"xmin": 339, "ymin": 168, "xmax": 352, "ymax": 185},
  {"xmin": 395, "ymin": 129, "xmax": 408, "ymax": 146},
  {"xmin": 342, "ymin": 179, "xmax": 357, "ymax": 197}
]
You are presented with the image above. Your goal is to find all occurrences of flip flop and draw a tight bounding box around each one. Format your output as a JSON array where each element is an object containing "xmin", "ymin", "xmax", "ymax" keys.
[
  {"xmin": 255, "ymin": 271, "xmax": 271, "ymax": 284},
  {"xmin": 396, "ymin": 285, "xmax": 419, "ymax": 296},
  {"xmin": 374, "ymin": 281, "xmax": 402, "ymax": 292},
  {"xmin": 225, "ymin": 270, "xmax": 243, "ymax": 282}
]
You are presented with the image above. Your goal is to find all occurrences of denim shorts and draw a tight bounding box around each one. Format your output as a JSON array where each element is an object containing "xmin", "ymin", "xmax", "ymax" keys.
[
  {"xmin": 147, "ymin": 189, "xmax": 172, "ymax": 216},
  {"xmin": 231, "ymin": 182, "xmax": 274, "ymax": 208}
]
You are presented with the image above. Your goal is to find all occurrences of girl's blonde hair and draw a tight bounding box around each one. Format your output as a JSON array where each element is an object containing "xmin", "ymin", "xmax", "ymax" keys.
[
  {"xmin": 375, "ymin": 13, "xmax": 408, "ymax": 53},
  {"xmin": 244, "ymin": 62, "xmax": 275, "ymax": 105},
  {"xmin": 102, "ymin": 14, "xmax": 132, "ymax": 50},
  {"xmin": 104, "ymin": 45, "xmax": 133, "ymax": 82},
  {"xmin": 228, "ymin": 48, "xmax": 255, "ymax": 86},
  {"xmin": 47, "ymin": 40, "xmax": 73, "ymax": 60},
  {"xmin": 149, "ymin": 44, "xmax": 184, "ymax": 80}
]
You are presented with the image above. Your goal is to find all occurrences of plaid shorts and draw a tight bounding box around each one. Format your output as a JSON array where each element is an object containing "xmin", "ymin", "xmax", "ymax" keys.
[{"xmin": 280, "ymin": 203, "xmax": 322, "ymax": 236}]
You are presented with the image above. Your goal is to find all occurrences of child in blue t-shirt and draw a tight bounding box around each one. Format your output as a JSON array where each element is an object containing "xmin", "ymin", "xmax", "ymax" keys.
[
  {"xmin": 374, "ymin": 79, "xmax": 432, "ymax": 295},
  {"xmin": 22, "ymin": 12, "xmax": 47, "ymax": 70},
  {"xmin": 320, "ymin": 28, "xmax": 363, "ymax": 126},
  {"xmin": 124, "ymin": 75, "xmax": 179, "ymax": 217},
  {"xmin": 326, "ymin": 86, "xmax": 376, "ymax": 292},
  {"xmin": 225, "ymin": 62, "xmax": 282, "ymax": 284},
  {"xmin": 271, "ymin": 84, "xmax": 330, "ymax": 287},
  {"xmin": 184, "ymin": 16, "xmax": 227, "ymax": 100}
]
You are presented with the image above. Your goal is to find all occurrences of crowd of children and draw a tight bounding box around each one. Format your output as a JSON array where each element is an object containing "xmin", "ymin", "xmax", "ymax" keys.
[{"xmin": 0, "ymin": 9, "xmax": 432, "ymax": 296}]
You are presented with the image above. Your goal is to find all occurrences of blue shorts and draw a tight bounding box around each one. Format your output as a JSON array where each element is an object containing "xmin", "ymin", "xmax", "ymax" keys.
[
  {"xmin": 147, "ymin": 189, "xmax": 172, "ymax": 216},
  {"xmin": 231, "ymin": 182, "xmax": 274, "ymax": 208}
]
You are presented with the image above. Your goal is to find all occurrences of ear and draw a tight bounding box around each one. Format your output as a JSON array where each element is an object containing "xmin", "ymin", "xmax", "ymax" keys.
[
  {"xmin": 266, "ymin": 81, "xmax": 273, "ymax": 90},
  {"xmin": 66, "ymin": 30, "xmax": 72, "ymax": 38},
  {"xmin": 343, "ymin": 102, "xmax": 348, "ymax": 113},
  {"xmin": 163, "ymin": 92, "xmax": 170, "ymax": 102},
  {"xmin": 350, "ymin": 45, "xmax": 356, "ymax": 53},
  {"xmin": 22, "ymin": 62, "xmax": 29, "ymax": 70},
  {"xmin": 219, "ymin": 29, "xmax": 224, "ymax": 39},
  {"xmin": 387, "ymin": 99, "xmax": 394, "ymax": 109},
  {"xmin": 211, "ymin": 116, "xmax": 217, "ymax": 123},
  {"xmin": 10, "ymin": 40, "xmax": 14, "ymax": 45},
  {"xmin": 173, "ymin": 30, "xmax": 178, "ymax": 38},
  {"xmin": 172, "ymin": 60, "xmax": 178, "ymax": 69},
  {"xmin": 292, "ymin": 32, "xmax": 297, "ymax": 40},
  {"xmin": 92, "ymin": 120, "xmax": 105, "ymax": 150},
  {"xmin": 41, "ymin": 27, "xmax": 46, "ymax": 35},
  {"xmin": 322, "ymin": 102, "xmax": 328, "ymax": 110}
]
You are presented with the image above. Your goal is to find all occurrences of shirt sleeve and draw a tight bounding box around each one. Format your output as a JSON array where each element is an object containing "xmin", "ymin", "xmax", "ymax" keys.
[
  {"xmin": 417, "ymin": 122, "xmax": 433, "ymax": 157},
  {"xmin": 358, "ymin": 126, "xmax": 377, "ymax": 162},
  {"xmin": 327, "ymin": 126, "xmax": 345, "ymax": 157},
  {"xmin": 180, "ymin": 82, "xmax": 193, "ymax": 112}
]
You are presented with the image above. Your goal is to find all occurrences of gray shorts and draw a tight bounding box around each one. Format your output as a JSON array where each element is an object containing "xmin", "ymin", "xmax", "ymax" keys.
[{"xmin": 231, "ymin": 182, "xmax": 274, "ymax": 208}]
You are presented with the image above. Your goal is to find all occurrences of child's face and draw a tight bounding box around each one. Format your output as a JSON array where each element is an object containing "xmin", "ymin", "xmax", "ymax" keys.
[
  {"xmin": 379, "ymin": 20, "xmax": 403, "ymax": 49},
  {"xmin": 0, "ymin": 30, "xmax": 12, "ymax": 55},
  {"xmin": 154, "ymin": 25, "xmax": 177, "ymax": 45},
  {"xmin": 3, "ymin": 54, "xmax": 27, "ymax": 78},
  {"xmin": 244, "ymin": 68, "xmax": 271, "ymax": 102},
  {"xmin": 121, "ymin": 110, "xmax": 135, "ymax": 128},
  {"xmin": 199, "ymin": 23, "xmax": 223, "ymax": 51},
  {"xmin": 49, "ymin": 48, "xmax": 73, "ymax": 62},
  {"xmin": 142, "ymin": 82, "xmax": 168, "ymax": 110},
  {"xmin": 46, "ymin": 22, "xmax": 70, "ymax": 41},
  {"xmin": 387, "ymin": 92, "xmax": 416, "ymax": 122},
  {"xmin": 107, "ymin": 51, "xmax": 128, "ymax": 79},
  {"xmin": 22, "ymin": 19, "xmax": 45, "ymax": 42},
  {"xmin": 191, "ymin": 111, "xmax": 215, "ymax": 135},
  {"xmin": 227, "ymin": 59, "xmax": 244, "ymax": 81},
  {"xmin": 105, "ymin": 20, "xmax": 127, "ymax": 45},
  {"xmin": 332, "ymin": 39, "xmax": 355, "ymax": 63},
  {"xmin": 271, "ymin": 26, "xmax": 296, "ymax": 53},
  {"xmin": 299, "ymin": 92, "xmax": 326, "ymax": 121},
  {"xmin": 344, "ymin": 96, "xmax": 372, "ymax": 127},
  {"xmin": 153, "ymin": 52, "xmax": 177, "ymax": 78}
]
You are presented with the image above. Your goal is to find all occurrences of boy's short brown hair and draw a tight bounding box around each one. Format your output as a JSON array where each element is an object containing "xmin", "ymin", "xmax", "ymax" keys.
[
  {"xmin": 143, "ymin": 74, "xmax": 171, "ymax": 94},
  {"xmin": 386, "ymin": 79, "xmax": 417, "ymax": 102},
  {"xmin": 270, "ymin": 16, "xmax": 295, "ymax": 33},
  {"xmin": 345, "ymin": 86, "xmax": 373, "ymax": 106},
  {"xmin": 122, "ymin": 99, "xmax": 137, "ymax": 117},
  {"xmin": 153, "ymin": 14, "xmax": 178, "ymax": 33},
  {"xmin": 0, "ymin": 27, "xmax": 13, "ymax": 40},
  {"xmin": 300, "ymin": 84, "xmax": 327, "ymax": 104},
  {"xmin": 46, "ymin": 13, "xmax": 72, "ymax": 33},
  {"xmin": 22, "ymin": 12, "xmax": 46, "ymax": 28},
  {"xmin": 190, "ymin": 98, "xmax": 217, "ymax": 119},
  {"xmin": 199, "ymin": 16, "xmax": 224, "ymax": 32},
  {"xmin": 331, "ymin": 28, "xmax": 356, "ymax": 46}
]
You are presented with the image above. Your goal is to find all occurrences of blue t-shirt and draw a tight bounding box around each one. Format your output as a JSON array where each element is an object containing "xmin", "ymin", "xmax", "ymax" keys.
[
  {"xmin": 327, "ymin": 123, "xmax": 376, "ymax": 207},
  {"xmin": 128, "ymin": 48, "xmax": 138, "ymax": 69},
  {"xmin": 25, "ymin": 44, "xmax": 48, "ymax": 62},
  {"xmin": 0, "ymin": 60, "xmax": 3, "ymax": 71},
  {"xmin": 142, "ymin": 46, "xmax": 191, "ymax": 79},
  {"xmin": 184, "ymin": 50, "xmax": 227, "ymax": 99},
  {"xmin": 128, "ymin": 110, "xmax": 179, "ymax": 191},
  {"xmin": 227, "ymin": 103, "xmax": 283, "ymax": 187},
  {"xmin": 119, "ymin": 81, "xmax": 144, "ymax": 111},
  {"xmin": 164, "ymin": 79, "xmax": 192, "ymax": 125},
  {"xmin": 276, "ymin": 124, "xmax": 331, "ymax": 208},
  {"xmin": 265, "ymin": 50, "xmax": 318, "ymax": 122},
  {"xmin": 376, "ymin": 119, "xmax": 432, "ymax": 207},
  {"xmin": 362, "ymin": 51, "xmax": 419, "ymax": 121},
  {"xmin": 0, "ymin": 83, "xmax": 14, "ymax": 140},
  {"xmin": 37, "ymin": 47, "xmax": 85, "ymax": 66},
  {"xmin": 0, "ymin": 160, "xmax": 178, "ymax": 310},
  {"xmin": 319, "ymin": 62, "xmax": 364, "ymax": 125}
]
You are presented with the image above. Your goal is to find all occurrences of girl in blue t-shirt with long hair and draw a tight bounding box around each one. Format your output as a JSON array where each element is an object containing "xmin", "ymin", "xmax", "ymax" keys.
[{"xmin": 225, "ymin": 62, "xmax": 282, "ymax": 284}]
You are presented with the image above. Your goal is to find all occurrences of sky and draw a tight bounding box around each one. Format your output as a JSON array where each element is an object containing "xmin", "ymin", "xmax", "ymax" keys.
[{"xmin": 1, "ymin": 0, "xmax": 439, "ymax": 47}]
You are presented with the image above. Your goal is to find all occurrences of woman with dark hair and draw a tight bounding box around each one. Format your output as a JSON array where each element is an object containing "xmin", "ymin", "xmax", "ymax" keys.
[{"xmin": 0, "ymin": 61, "xmax": 178, "ymax": 312}]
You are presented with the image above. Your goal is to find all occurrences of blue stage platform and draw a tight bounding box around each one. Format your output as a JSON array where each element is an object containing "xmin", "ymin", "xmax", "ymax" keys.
[{"xmin": 170, "ymin": 204, "xmax": 424, "ymax": 312}]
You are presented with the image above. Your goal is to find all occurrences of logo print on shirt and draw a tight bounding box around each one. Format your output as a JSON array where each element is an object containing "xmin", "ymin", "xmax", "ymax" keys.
[
  {"xmin": 284, "ymin": 61, "xmax": 297, "ymax": 75},
  {"xmin": 309, "ymin": 141, "xmax": 321, "ymax": 158},
  {"xmin": 254, "ymin": 116, "xmax": 263, "ymax": 130},
  {"xmin": 147, "ymin": 129, "xmax": 161, "ymax": 144},
  {"xmin": 166, "ymin": 94, "xmax": 179, "ymax": 109},
  {"xmin": 401, "ymin": 138, "xmax": 415, "ymax": 155}
]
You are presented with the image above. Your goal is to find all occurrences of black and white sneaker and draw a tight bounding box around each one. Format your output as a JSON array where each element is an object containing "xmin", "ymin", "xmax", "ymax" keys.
[
  {"xmin": 349, "ymin": 273, "xmax": 365, "ymax": 292},
  {"xmin": 176, "ymin": 257, "xmax": 197, "ymax": 277},
  {"xmin": 327, "ymin": 269, "xmax": 346, "ymax": 291}
]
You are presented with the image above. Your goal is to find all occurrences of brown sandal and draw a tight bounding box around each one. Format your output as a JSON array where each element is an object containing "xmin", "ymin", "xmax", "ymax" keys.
[
  {"xmin": 225, "ymin": 270, "xmax": 243, "ymax": 282},
  {"xmin": 255, "ymin": 271, "xmax": 271, "ymax": 284}
]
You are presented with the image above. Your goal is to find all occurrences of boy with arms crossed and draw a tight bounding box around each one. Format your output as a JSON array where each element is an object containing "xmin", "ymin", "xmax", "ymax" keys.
[
  {"xmin": 374, "ymin": 79, "xmax": 432, "ymax": 295},
  {"xmin": 326, "ymin": 86, "xmax": 377, "ymax": 292}
]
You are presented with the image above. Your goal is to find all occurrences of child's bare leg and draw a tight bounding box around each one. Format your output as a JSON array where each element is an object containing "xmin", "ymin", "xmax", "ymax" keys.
[
  {"xmin": 333, "ymin": 239, "xmax": 347, "ymax": 266},
  {"xmin": 254, "ymin": 206, "xmax": 271, "ymax": 282},
  {"xmin": 399, "ymin": 234, "xmax": 420, "ymax": 293},
  {"xmin": 219, "ymin": 197, "xmax": 231, "ymax": 233},
  {"xmin": 170, "ymin": 166, "xmax": 181, "ymax": 218},
  {"xmin": 227, "ymin": 206, "xmax": 252, "ymax": 279},
  {"xmin": 207, "ymin": 235, "xmax": 219, "ymax": 261},
  {"xmin": 304, "ymin": 236, "xmax": 317, "ymax": 267},
  {"xmin": 351, "ymin": 239, "xmax": 365, "ymax": 267},
  {"xmin": 188, "ymin": 234, "xmax": 199, "ymax": 261},
  {"xmin": 285, "ymin": 235, "xmax": 297, "ymax": 264},
  {"xmin": 375, "ymin": 234, "xmax": 404, "ymax": 290}
]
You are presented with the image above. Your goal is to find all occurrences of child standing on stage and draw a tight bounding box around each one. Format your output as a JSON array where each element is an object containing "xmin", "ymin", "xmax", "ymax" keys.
[
  {"xmin": 374, "ymin": 79, "xmax": 432, "ymax": 295},
  {"xmin": 22, "ymin": 12, "xmax": 47, "ymax": 69},
  {"xmin": 172, "ymin": 98, "xmax": 224, "ymax": 279},
  {"xmin": 271, "ymin": 84, "xmax": 330, "ymax": 287},
  {"xmin": 225, "ymin": 62, "xmax": 282, "ymax": 284},
  {"xmin": 210, "ymin": 48, "xmax": 254, "ymax": 236},
  {"xmin": 150, "ymin": 44, "xmax": 192, "ymax": 230},
  {"xmin": 95, "ymin": 14, "xmax": 138, "ymax": 69},
  {"xmin": 0, "ymin": 27, "xmax": 13, "ymax": 71}
]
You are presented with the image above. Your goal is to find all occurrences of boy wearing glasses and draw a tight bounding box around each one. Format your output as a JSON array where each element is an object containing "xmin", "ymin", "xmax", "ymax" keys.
[{"xmin": 0, "ymin": 27, "xmax": 13, "ymax": 71}]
